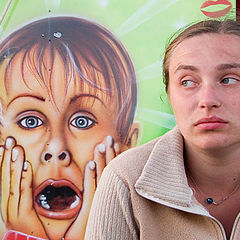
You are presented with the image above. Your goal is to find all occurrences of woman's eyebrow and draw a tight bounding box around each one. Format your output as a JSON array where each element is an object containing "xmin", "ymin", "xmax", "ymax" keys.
[
  {"xmin": 174, "ymin": 65, "xmax": 199, "ymax": 73},
  {"xmin": 216, "ymin": 63, "xmax": 240, "ymax": 71},
  {"xmin": 174, "ymin": 63, "xmax": 240, "ymax": 73},
  {"xmin": 7, "ymin": 94, "xmax": 45, "ymax": 109},
  {"xmin": 70, "ymin": 94, "xmax": 107, "ymax": 107}
]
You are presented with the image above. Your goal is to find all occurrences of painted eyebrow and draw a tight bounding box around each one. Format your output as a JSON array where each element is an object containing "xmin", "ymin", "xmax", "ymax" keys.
[
  {"xmin": 7, "ymin": 94, "xmax": 45, "ymax": 109},
  {"xmin": 70, "ymin": 93, "xmax": 107, "ymax": 107},
  {"xmin": 174, "ymin": 65, "xmax": 199, "ymax": 73}
]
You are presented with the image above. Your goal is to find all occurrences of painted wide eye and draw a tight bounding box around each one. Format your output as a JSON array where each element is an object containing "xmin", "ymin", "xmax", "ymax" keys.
[
  {"xmin": 70, "ymin": 115, "xmax": 95, "ymax": 129},
  {"xmin": 18, "ymin": 116, "xmax": 43, "ymax": 129}
]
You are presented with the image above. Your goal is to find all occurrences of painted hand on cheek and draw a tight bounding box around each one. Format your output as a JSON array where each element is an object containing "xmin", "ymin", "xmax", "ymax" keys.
[
  {"xmin": 0, "ymin": 136, "xmax": 120, "ymax": 240},
  {"xmin": 64, "ymin": 135, "xmax": 120, "ymax": 240},
  {"xmin": 0, "ymin": 137, "xmax": 47, "ymax": 239}
]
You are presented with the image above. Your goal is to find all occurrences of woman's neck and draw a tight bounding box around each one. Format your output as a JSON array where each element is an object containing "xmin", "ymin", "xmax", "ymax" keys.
[
  {"xmin": 184, "ymin": 139, "xmax": 240, "ymax": 195},
  {"xmin": 184, "ymin": 140, "xmax": 240, "ymax": 240}
]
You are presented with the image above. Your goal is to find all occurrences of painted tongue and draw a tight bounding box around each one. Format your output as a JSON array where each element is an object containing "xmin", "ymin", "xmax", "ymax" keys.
[{"xmin": 36, "ymin": 185, "xmax": 79, "ymax": 211}]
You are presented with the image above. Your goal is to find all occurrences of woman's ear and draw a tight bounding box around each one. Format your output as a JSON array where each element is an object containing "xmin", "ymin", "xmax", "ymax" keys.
[{"xmin": 126, "ymin": 122, "xmax": 141, "ymax": 148}]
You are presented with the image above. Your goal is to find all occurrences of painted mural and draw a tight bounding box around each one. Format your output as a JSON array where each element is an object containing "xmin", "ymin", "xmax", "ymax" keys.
[{"xmin": 0, "ymin": 0, "xmax": 235, "ymax": 239}]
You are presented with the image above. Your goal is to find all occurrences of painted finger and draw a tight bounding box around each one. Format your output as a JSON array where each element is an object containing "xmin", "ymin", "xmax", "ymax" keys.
[
  {"xmin": 94, "ymin": 143, "xmax": 106, "ymax": 185},
  {"xmin": 0, "ymin": 146, "xmax": 3, "ymax": 221},
  {"xmin": 19, "ymin": 161, "xmax": 33, "ymax": 214},
  {"xmin": 1, "ymin": 137, "xmax": 16, "ymax": 222},
  {"xmin": 114, "ymin": 142, "xmax": 120, "ymax": 155},
  {"xmin": 0, "ymin": 146, "xmax": 4, "ymax": 171},
  {"xmin": 65, "ymin": 161, "xmax": 96, "ymax": 240},
  {"xmin": 105, "ymin": 136, "xmax": 117, "ymax": 165},
  {"xmin": 80, "ymin": 160, "xmax": 96, "ymax": 215},
  {"xmin": 18, "ymin": 162, "xmax": 47, "ymax": 239},
  {"xmin": 8, "ymin": 146, "xmax": 25, "ymax": 222}
]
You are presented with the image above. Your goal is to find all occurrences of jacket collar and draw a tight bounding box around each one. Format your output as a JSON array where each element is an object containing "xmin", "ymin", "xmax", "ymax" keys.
[{"xmin": 135, "ymin": 127, "xmax": 209, "ymax": 215}]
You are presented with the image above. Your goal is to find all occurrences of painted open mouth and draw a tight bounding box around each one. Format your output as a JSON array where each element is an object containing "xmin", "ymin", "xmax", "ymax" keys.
[{"xmin": 34, "ymin": 179, "xmax": 82, "ymax": 219}]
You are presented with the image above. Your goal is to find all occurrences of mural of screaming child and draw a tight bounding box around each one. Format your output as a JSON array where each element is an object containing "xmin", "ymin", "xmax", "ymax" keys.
[{"xmin": 0, "ymin": 16, "xmax": 140, "ymax": 240}]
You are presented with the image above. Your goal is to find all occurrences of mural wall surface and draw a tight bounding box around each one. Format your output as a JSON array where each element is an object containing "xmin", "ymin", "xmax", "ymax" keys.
[{"xmin": 0, "ymin": 0, "xmax": 235, "ymax": 239}]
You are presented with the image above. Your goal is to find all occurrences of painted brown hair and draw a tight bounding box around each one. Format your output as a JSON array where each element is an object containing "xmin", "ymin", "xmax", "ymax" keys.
[{"xmin": 0, "ymin": 16, "xmax": 137, "ymax": 142}]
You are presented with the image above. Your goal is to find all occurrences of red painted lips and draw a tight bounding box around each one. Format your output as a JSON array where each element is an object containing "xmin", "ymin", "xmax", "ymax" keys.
[
  {"xmin": 34, "ymin": 179, "xmax": 82, "ymax": 219},
  {"xmin": 201, "ymin": 0, "xmax": 232, "ymax": 18}
]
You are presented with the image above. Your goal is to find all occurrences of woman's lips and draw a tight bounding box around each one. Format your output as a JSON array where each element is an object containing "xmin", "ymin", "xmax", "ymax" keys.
[
  {"xmin": 195, "ymin": 116, "xmax": 228, "ymax": 130},
  {"xmin": 201, "ymin": 0, "xmax": 232, "ymax": 18},
  {"xmin": 34, "ymin": 179, "xmax": 82, "ymax": 220}
]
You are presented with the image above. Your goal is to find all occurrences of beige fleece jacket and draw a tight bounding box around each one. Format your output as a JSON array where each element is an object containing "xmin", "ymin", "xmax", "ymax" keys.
[{"xmin": 85, "ymin": 127, "xmax": 240, "ymax": 240}]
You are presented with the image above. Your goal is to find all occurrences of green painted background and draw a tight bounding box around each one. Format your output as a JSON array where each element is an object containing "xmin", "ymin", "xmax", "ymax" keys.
[{"xmin": 0, "ymin": 0, "xmax": 236, "ymax": 144}]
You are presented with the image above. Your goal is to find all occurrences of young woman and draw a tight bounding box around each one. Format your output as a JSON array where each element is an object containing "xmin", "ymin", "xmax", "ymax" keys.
[{"xmin": 85, "ymin": 19, "xmax": 240, "ymax": 240}]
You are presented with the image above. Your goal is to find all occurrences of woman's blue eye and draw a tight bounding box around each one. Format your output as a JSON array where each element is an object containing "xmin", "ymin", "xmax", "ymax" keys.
[
  {"xmin": 18, "ymin": 116, "xmax": 43, "ymax": 129},
  {"xmin": 70, "ymin": 116, "xmax": 95, "ymax": 129},
  {"xmin": 181, "ymin": 80, "xmax": 195, "ymax": 88},
  {"xmin": 221, "ymin": 78, "xmax": 238, "ymax": 85}
]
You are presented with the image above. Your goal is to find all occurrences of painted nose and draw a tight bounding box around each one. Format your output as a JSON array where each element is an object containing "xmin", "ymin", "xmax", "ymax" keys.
[
  {"xmin": 41, "ymin": 138, "xmax": 71, "ymax": 166},
  {"xmin": 198, "ymin": 85, "xmax": 221, "ymax": 109},
  {"xmin": 43, "ymin": 151, "xmax": 68, "ymax": 161}
]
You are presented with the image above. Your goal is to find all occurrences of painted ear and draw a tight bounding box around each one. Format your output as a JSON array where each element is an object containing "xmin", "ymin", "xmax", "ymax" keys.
[{"xmin": 126, "ymin": 122, "xmax": 141, "ymax": 148}]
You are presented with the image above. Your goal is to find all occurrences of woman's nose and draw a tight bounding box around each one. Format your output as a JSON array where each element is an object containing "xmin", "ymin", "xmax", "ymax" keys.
[
  {"xmin": 41, "ymin": 138, "xmax": 71, "ymax": 166},
  {"xmin": 198, "ymin": 84, "xmax": 221, "ymax": 109}
]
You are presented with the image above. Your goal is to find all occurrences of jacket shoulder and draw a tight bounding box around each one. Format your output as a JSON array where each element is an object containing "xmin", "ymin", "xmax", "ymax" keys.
[{"xmin": 105, "ymin": 137, "xmax": 161, "ymax": 186}]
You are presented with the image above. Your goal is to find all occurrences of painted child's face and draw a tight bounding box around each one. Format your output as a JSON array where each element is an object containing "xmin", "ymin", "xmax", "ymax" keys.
[{"xmin": 0, "ymin": 50, "xmax": 129, "ymax": 238}]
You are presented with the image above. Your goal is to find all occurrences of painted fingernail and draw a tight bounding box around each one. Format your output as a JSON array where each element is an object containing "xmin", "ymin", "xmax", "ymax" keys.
[
  {"xmin": 5, "ymin": 138, "xmax": 14, "ymax": 149},
  {"xmin": 106, "ymin": 136, "xmax": 113, "ymax": 147},
  {"xmin": 88, "ymin": 160, "xmax": 96, "ymax": 170},
  {"xmin": 23, "ymin": 161, "xmax": 28, "ymax": 171},
  {"xmin": 98, "ymin": 143, "xmax": 106, "ymax": 153},
  {"xmin": 114, "ymin": 143, "xmax": 120, "ymax": 153},
  {"xmin": 12, "ymin": 148, "xmax": 18, "ymax": 162},
  {"xmin": 0, "ymin": 147, "xmax": 3, "ymax": 155}
]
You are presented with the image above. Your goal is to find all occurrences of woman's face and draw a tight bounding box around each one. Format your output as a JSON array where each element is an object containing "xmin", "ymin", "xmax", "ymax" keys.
[
  {"xmin": 168, "ymin": 33, "xmax": 240, "ymax": 152},
  {"xmin": 0, "ymin": 52, "xmax": 128, "ymax": 237}
]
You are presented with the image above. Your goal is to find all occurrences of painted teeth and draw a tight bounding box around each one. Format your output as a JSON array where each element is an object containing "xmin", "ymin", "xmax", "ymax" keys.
[
  {"xmin": 38, "ymin": 194, "xmax": 50, "ymax": 210},
  {"xmin": 70, "ymin": 196, "xmax": 80, "ymax": 208},
  {"xmin": 40, "ymin": 200, "xmax": 50, "ymax": 210},
  {"xmin": 39, "ymin": 194, "xmax": 47, "ymax": 201}
]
